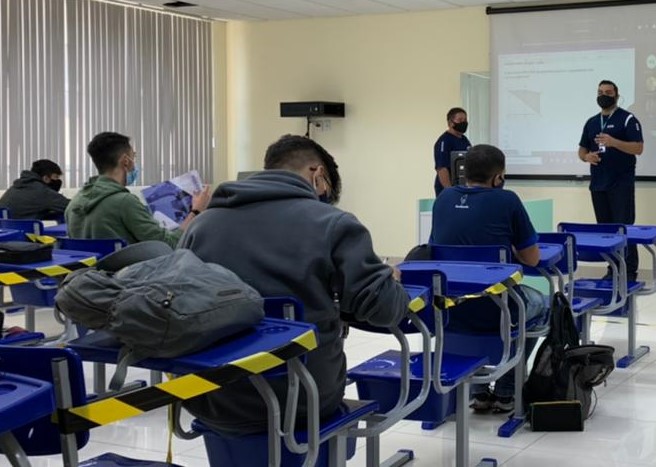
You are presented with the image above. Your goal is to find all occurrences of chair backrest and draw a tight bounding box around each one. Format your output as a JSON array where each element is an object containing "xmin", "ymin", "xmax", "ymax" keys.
[
  {"xmin": 0, "ymin": 207, "xmax": 9, "ymax": 219},
  {"xmin": 429, "ymin": 244, "xmax": 511, "ymax": 263},
  {"xmin": 0, "ymin": 345, "xmax": 90, "ymax": 455},
  {"xmin": 0, "ymin": 218, "xmax": 44, "ymax": 235},
  {"xmin": 558, "ymin": 222, "xmax": 626, "ymax": 235},
  {"xmin": 57, "ymin": 237, "xmax": 127, "ymax": 258}
]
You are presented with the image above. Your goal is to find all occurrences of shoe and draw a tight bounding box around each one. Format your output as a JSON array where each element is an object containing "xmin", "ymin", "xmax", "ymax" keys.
[
  {"xmin": 492, "ymin": 395, "xmax": 514, "ymax": 413},
  {"xmin": 469, "ymin": 391, "xmax": 494, "ymax": 412}
]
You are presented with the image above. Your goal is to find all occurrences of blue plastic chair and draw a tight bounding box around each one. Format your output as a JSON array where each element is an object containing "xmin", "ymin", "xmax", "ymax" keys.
[
  {"xmin": 0, "ymin": 218, "xmax": 44, "ymax": 235},
  {"xmin": 0, "ymin": 345, "xmax": 182, "ymax": 466},
  {"xmin": 557, "ymin": 222, "xmax": 649, "ymax": 367},
  {"xmin": 537, "ymin": 232, "xmax": 603, "ymax": 327},
  {"xmin": 407, "ymin": 246, "xmax": 535, "ymax": 438},
  {"xmin": 191, "ymin": 296, "xmax": 377, "ymax": 467}
]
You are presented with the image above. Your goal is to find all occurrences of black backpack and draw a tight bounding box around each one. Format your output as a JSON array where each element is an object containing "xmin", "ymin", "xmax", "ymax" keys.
[{"xmin": 524, "ymin": 292, "xmax": 615, "ymax": 420}]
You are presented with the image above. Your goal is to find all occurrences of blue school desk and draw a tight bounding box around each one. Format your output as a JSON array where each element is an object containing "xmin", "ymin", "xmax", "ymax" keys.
[
  {"xmin": 0, "ymin": 250, "xmax": 98, "ymax": 332},
  {"xmin": 42, "ymin": 223, "xmax": 68, "ymax": 237},
  {"xmin": 0, "ymin": 372, "xmax": 55, "ymax": 465},
  {"xmin": 627, "ymin": 225, "xmax": 656, "ymax": 294},
  {"xmin": 0, "ymin": 229, "xmax": 23, "ymax": 242},
  {"xmin": 570, "ymin": 231, "xmax": 649, "ymax": 367},
  {"xmin": 65, "ymin": 318, "xmax": 318, "ymax": 466},
  {"xmin": 397, "ymin": 260, "xmax": 526, "ymax": 462}
]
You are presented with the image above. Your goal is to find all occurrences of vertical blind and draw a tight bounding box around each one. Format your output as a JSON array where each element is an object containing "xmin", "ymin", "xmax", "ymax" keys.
[{"xmin": 0, "ymin": 0, "xmax": 213, "ymax": 189}]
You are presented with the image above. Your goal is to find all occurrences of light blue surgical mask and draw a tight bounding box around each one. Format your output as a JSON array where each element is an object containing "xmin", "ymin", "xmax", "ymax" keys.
[{"xmin": 126, "ymin": 166, "xmax": 140, "ymax": 186}]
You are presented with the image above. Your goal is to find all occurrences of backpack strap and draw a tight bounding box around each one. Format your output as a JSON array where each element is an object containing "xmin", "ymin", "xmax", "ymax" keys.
[{"xmin": 109, "ymin": 346, "xmax": 148, "ymax": 391}]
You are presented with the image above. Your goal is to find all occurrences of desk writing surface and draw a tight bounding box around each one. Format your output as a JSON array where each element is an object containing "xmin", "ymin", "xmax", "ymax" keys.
[
  {"xmin": 627, "ymin": 226, "xmax": 656, "ymax": 245},
  {"xmin": 0, "ymin": 249, "xmax": 98, "ymax": 273},
  {"xmin": 42, "ymin": 223, "xmax": 67, "ymax": 237},
  {"xmin": 68, "ymin": 318, "xmax": 317, "ymax": 375},
  {"xmin": 398, "ymin": 261, "xmax": 522, "ymax": 296},
  {"xmin": 573, "ymin": 233, "xmax": 626, "ymax": 252},
  {"xmin": 0, "ymin": 229, "xmax": 23, "ymax": 241},
  {"xmin": 0, "ymin": 373, "xmax": 55, "ymax": 434},
  {"xmin": 520, "ymin": 243, "xmax": 564, "ymax": 279}
]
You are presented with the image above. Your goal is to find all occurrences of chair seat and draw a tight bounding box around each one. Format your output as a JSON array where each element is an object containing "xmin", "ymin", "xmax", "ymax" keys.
[
  {"xmin": 10, "ymin": 280, "xmax": 58, "ymax": 307},
  {"xmin": 295, "ymin": 399, "xmax": 378, "ymax": 443},
  {"xmin": 573, "ymin": 279, "xmax": 644, "ymax": 306},
  {"xmin": 79, "ymin": 453, "xmax": 182, "ymax": 466},
  {"xmin": 571, "ymin": 296, "xmax": 603, "ymax": 315}
]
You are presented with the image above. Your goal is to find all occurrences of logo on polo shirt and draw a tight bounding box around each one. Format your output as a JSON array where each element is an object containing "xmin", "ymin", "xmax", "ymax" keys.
[{"xmin": 455, "ymin": 194, "xmax": 469, "ymax": 209}]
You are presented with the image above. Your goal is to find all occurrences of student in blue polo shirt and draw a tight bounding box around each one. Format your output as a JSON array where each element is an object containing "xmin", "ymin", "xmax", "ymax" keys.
[
  {"xmin": 579, "ymin": 80, "xmax": 644, "ymax": 282},
  {"xmin": 430, "ymin": 144, "xmax": 548, "ymax": 413},
  {"xmin": 433, "ymin": 107, "xmax": 472, "ymax": 198}
]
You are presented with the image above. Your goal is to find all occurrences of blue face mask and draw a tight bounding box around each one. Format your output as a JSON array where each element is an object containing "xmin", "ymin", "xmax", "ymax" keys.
[{"xmin": 126, "ymin": 166, "xmax": 140, "ymax": 186}]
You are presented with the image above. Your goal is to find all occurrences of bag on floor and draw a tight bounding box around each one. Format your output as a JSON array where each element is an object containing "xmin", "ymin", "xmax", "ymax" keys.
[
  {"xmin": 55, "ymin": 245, "xmax": 265, "ymax": 389},
  {"xmin": 524, "ymin": 291, "xmax": 614, "ymax": 423}
]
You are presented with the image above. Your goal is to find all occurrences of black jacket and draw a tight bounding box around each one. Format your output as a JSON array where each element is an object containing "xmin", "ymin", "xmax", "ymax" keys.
[{"xmin": 0, "ymin": 170, "xmax": 69, "ymax": 219}]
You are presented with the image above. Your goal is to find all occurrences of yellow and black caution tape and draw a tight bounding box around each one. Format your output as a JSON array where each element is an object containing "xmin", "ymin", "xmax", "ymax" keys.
[
  {"xmin": 434, "ymin": 270, "xmax": 524, "ymax": 310},
  {"xmin": 25, "ymin": 233, "xmax": 57, "ymax": 245},
  {"xmin": 58, "ymin": 329, "xmax": 318, "ymax": 434},
  {"xmin": 0, "ymin": 256, "xmax": 97, "ymax": 285}
]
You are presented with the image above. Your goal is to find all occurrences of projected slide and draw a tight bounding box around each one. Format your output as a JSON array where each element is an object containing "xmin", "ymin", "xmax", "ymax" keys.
[{"xmin": 498, "ymin": 49, "xmax": 635, "ymax": 173}]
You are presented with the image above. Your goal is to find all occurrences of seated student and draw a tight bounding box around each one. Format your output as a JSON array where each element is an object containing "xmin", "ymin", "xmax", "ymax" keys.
[
  {"xmin": 0, "ymin": 159, "xmax": 70, "ymax": 219},
  {"xmin": 430, "ymin": 143, "xmax": 547, "ymax": 413},
  {"xmin": 66, "ymin": 132, "xmax": 209, "ymax": 248},
  {"xmin": 178, "ymin": 134, "xmax": 408, "ymax": 435}
]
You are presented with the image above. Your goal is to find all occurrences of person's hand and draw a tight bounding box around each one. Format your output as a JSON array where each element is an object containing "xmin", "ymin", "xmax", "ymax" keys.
[
  {"xmin": 585, "ymin": 152, "xmax": 601, "ymax": 166},
  {"xmin": 594, "ymin": 133, "xmax": 616, "ymax": 148},
  {"xmin": 391, "ymin": 266, "xmax": 401, "ymax": 282},
  {"xmin": 191, "ymin": 185, "xmax": 211, "ymax": 212}
]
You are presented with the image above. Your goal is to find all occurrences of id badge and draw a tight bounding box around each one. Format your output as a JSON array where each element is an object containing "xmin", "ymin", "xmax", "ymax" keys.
[{"xmin": 598, "ymin": 143, "xmax": 606, "ymax": 153}]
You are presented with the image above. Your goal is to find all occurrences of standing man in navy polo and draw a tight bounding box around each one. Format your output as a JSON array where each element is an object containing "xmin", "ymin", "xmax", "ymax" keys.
[
  {"xmin": 433, "ymin": 107, "xmax": 472, "ymax": 198},
  {"xmin": 579, "ymin": 80, "xmax": 644, "ymax": 282}
]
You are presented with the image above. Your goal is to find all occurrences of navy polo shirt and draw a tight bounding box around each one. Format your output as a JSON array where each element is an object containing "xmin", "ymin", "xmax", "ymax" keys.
[
  {"xmin": 579, "ymin": 107, "xmax": 643, "ymax": 191},
  {"xmin": 430, "ymin": 186, "xmax": 537, "ymax": 253},
  {"xmin": 433, "ymin": 131, "xmax": 471, "ymax": 195}
]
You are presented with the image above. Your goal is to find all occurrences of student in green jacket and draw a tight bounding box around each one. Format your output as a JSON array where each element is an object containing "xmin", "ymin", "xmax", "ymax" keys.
[{"xmin": 66, "ymin": 132, "xmax": 210, "ymax": 248}]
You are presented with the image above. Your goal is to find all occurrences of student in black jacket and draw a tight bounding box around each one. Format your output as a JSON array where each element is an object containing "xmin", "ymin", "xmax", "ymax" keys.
[{"xmin": 0, "ymin": 159, "xmax": 70, "ymax": 219}]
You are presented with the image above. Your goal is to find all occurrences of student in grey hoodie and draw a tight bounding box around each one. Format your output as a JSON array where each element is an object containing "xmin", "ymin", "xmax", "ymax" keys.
[
  {"xmin": 66, "ymin": 132, "xmax": 209, "ymax": 248},
  {"xmin": 179, "ymin": 134, "xmax": 409, "ymax": 435},
  {"xmin": 0, "ymin": 159, "xmax": 69, "ymax": 219}
]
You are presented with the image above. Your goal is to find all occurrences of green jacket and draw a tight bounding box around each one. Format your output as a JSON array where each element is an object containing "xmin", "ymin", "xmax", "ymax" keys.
[{"xmin": 65, "ymin": 175, "xmax": 182, "ymax": 248}]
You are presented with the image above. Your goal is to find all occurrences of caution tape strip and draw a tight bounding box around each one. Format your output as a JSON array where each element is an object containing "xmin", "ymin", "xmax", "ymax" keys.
[
  {"xmin": 58, "ymin": 329, "xmax": 318, "ymax": 434},
  {"xmin": 0, "ymin": 256, "xmax": 97, "ymax": 286},
  {"xmin": 434, "ymin": 270, "xmax": 524, "ymax": 310},
  {"xmin": 25, "ymin": 233, "xmax": 57, "ymax": 245}
]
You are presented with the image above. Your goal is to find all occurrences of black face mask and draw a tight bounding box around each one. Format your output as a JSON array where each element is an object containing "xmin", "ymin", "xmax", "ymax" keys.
[
  {"xmin": 47, "ymin": 179, "xmax": 62, "ymax": 192},
  {"xmin": 597, "ymin": 95, "xmax": 616, "ymax": 110},
  {"xmin": 452, "ymin": 121, "xmax": 468, "ymax": 134}
]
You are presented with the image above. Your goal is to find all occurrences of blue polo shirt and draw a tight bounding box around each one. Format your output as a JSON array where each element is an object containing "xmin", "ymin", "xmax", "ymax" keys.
[
  {"xmin": 433, "ymin": 131, "xmax": 471, "ymax": 196},
  {"xmin": 579, "ymin": 108, "xmax": 643, "ymax": 191},
  {"xmin": 430, "ymin": 186, "xmax": 538, "ymax": 253},
  {"xmin": 430, "ymin": 185, "xmax": 538, "ymax": 332}
]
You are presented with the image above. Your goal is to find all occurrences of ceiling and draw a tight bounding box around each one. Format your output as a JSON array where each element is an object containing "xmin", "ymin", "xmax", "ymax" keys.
[{"xmin": 129, "ymin": 0, "xmax": 537, "ymax": 21}]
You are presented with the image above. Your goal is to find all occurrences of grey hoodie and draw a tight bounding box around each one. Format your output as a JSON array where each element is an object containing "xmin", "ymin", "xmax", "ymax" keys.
[
  {"xmin": 179, "ymin": 170, "xmax": 408, "ymax": 435},
  {"xmin": 0, "ymin": 170, "xmax": 69, "ymax": 219}
]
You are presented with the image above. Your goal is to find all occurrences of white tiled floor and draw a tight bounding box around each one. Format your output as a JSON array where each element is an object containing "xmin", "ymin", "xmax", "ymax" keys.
[{"xmin": 5, "ymin": 292, "xmax": 656, "ymax": 466}]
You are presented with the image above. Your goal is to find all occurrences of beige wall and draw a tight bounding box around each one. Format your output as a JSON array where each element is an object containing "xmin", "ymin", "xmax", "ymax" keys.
[
  {"xmin": 221, "ymin": 8, "xmax": 489, "ymax": 256},
  {"xmin": 216, "ymin": 9, "xmax": 656, "ymax": 257}
]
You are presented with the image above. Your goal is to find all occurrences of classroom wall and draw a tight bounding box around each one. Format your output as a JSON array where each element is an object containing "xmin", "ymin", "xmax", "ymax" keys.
[
  {"xmin": 221, "ymin": 8, "xmax": 489, "ymax": 256},
  {"xmin": 217, "ymin": 9, "xmax": 656, "ymax": 256}
]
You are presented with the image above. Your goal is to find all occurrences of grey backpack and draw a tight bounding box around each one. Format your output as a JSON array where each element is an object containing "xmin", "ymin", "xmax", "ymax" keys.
[{"xmin": 55, "ymin": 247, "xmax": 265, "ymax": 389}]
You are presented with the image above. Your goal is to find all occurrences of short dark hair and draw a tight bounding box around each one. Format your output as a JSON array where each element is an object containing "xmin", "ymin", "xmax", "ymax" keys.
[
  {"xmin": 264, "ymin": 134, "xmax": 342, "ymax": 203},
  {"xmin": 464, "ymin": 144, "xmax": 505, "ymax": 183},
  {"xmin": 87, "ymin": 132, "xmax": 132, "ymax": 174},
  {"xmin": 446, "ymin": 107, "xmax": 467, "ymax": 122},
  {"xmin": 31, "ymin": 159, "xmax": 62, "ymax": 178},
  {"xmin": 598, "ymin": 80, "xmax": 618, "ymax": 95}
]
